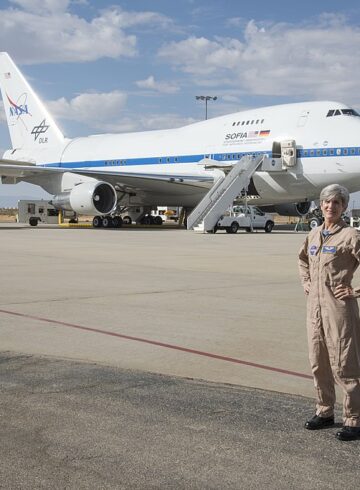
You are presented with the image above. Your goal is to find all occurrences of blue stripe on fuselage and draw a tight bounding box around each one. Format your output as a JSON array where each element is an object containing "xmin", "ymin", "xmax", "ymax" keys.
[{"xmin": 41, "ymin": 146, "xmax": 360, "ymax": 169}]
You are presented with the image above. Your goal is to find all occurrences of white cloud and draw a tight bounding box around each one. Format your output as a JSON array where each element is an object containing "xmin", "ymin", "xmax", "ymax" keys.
[
  {"xmin": 9, "ymin": 0, "xmax": 70, "ymax": 13},
  {"xmin": 0, "ymin": 4, "xmax": 172, "ymax": 64},
  {"xmin": 48, "ymin": 91, "xmax": 128, "ymax": 128},
  {"xmin": 46, "ymin": 89, "xmax": 195, "ymax": 133},
  {"xmin": 135, "ymin": 76, "xmax": 179, "ymax": 94},
  {"xmin": 158, "ymin": 16, "xmax": 360, "ymax": 104},
  {"xmin": 97, "ymin": 114, "xmax": 196, "ymax": 133}
]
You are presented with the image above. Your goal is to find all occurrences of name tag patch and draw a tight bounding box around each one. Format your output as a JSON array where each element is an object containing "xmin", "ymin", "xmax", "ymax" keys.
[
  {"xmin": 322, "ymin": 246, "xmax": 337, "ymax": 254},
  {"xmin": 309, "ymin": 245, "xmax": 318, "ymax": 256}
]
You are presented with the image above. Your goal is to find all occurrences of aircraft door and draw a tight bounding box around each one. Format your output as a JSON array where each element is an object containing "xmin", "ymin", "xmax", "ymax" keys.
[{"xmin": 281, "ymin": 140, "xmax": 297, "ymax": 167}]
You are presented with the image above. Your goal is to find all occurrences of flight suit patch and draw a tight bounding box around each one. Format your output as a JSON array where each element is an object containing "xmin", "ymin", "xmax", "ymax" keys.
[
  {"xmin": 322, "ymin": 246, "xmax": 337, "ymax": 254},
  {"xmin": 309, "ymin": 245, "xmax": 318, "ymax": 256}
]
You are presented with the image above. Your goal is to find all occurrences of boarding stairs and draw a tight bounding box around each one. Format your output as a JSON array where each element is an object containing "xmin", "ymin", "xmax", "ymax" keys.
[{"xmin": 187, "ymin": 155, "xmax": 264, "ymax": 233}]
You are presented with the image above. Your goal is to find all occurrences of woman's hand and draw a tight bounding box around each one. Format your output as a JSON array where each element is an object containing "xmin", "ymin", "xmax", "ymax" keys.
[{"xmin": 333, "ymin": 284, "xmax": 355, "ymax": 300}]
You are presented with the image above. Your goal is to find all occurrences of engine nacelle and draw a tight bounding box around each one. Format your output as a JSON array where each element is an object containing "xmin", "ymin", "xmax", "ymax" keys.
[
  {"xmin": 52, "ymin": 181, "xmax": 117, "ymax": 215},
  {"xmin": 260, "ymin": 202, "xmax": 311, "ymax": 217}
]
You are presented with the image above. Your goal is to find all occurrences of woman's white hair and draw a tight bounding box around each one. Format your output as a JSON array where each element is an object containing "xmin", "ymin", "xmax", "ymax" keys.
[{"xmin": 320, "ymin": 184, "xmax": 349, "ymax": 207}]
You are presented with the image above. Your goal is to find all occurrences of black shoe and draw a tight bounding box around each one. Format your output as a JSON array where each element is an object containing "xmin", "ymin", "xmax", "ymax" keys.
[
  {"xmin": 305, "ymin": 414, "xmax": 335, "ymax": 430},
  {"xmin": 336, "ymin": 426, "xmax": 360, "ymax": 441}
]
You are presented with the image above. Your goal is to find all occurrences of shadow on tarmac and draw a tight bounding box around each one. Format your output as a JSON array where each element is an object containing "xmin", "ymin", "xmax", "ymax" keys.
[{"xmin": 0, "ymin": 352, "xmax": 359, "ymax": 489}]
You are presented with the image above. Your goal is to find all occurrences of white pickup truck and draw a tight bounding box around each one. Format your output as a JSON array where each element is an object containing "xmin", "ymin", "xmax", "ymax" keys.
[{"xmin": 213, "ymin": 205, "xmax": 275, "ymax": 234}]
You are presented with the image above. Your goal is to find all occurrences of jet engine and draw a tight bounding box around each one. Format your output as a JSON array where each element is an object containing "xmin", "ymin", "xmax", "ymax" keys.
[
  {"xmin": 51, "ymin": 181, "xmax": 117, "ymax": 215},
  {"xmin": 260, "ymin": 201, "xmax": 311, "ymax": 217}
]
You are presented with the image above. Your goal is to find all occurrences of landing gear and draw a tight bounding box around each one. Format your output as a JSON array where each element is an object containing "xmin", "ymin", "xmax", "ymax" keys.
[
  {"xmin": 102, "ymin": 217, "xmax": 113, "ymax": 228},
  {"xmin": 93, "ymin": 215, "xmax": 123, "ymax": 228},
  {"xmin": 153, "ymin": 216, "xmax": 163, "ymax": 226},
  {"xmin": 309, "ymin": 217, "xmax": 322, "ymax": 230},
  {"xmin": 93, "ymin": 216, "xmax": 103, "ymax": 228},
  {"xmin": 122, "ymin": 215, "xmax": 132, "ymax": 225},
  {"xmin": 112, "ymin": 216, "xmax": 123, "ymax": 228}
]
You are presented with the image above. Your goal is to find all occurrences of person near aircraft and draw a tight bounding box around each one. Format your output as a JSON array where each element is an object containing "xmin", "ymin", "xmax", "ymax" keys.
[{"xmin": 298, "ymin": 184, "xmax": 360, "ymax": 441}]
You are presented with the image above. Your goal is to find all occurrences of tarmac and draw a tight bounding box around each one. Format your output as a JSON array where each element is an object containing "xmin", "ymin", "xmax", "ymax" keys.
[{"xmin": 0, "ymin": 224, "xmax": 359, "ymax": 488}]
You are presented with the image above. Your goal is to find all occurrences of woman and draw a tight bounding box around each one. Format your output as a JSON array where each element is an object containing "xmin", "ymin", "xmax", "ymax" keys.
[{"xmin": 298, "ymin": 184, "xmax": 360, "ymax": 441}]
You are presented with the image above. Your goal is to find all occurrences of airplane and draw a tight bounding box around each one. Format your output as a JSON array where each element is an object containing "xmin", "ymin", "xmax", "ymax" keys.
[{"xmin": 1, "ymin": 51, "xmax": 360, "ymax": 228}]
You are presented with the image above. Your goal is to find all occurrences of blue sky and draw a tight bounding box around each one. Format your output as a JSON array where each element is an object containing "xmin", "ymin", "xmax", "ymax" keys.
[{"xmin": 1, "ymin": 0, "xmax": 360, "ymax": 205}]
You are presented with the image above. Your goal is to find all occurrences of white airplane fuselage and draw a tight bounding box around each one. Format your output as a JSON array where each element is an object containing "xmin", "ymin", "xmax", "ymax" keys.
[{"xmin": 5, "ymin": 100, "xmax": 360, "ymax": 208}]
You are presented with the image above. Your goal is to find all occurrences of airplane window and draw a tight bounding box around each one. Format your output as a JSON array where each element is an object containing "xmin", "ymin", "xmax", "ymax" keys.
[
  {"xmin": 310, "ymin": 150, "xmax": 314, "ymax": 156},
  {"xmin": 304, "ymin": 150, "xmax": 308, "ymax": 156},
  {"xmin": 334, "ymin": 110, "xmax": 341, "ymax": 116},
  {"xmin": 351, "ymin": 148, "xmax": 356, "ymax": 155},
  {"xmin": 241, "ymin": 121, "xmax": 245, "ymax": 125},
  {"xmin": 316, "ymin": 150, "xmax": 321, "ymax": 156},
  {"xmin": 261, "ymin": 119, "xmax": 264, "ymax": 123},
  {"xmin": 336, "ymin": 149, "xmax": 341, "ymax": 155},
  {"xmin": 344, "ymin": 149, "xmax": 348, "ymax": 155},
  {"xmin": 251, "ymin": 120, "xmax": 254, "ymax": 124},
  {"xmin": 330, "ymin": 149, "xmax": 334, "ymax": 155},
  {"xmin": 237, "ymin": 122, "xmax": 240, "ymax": 126},
  {"xmin": 232, "ymin": 122, "xmax": 236, "ymax": 126},
  {"xmin": 342, "ymin": 109, "xmax": 360, "ymax": 116},
  {"xmin": 256, "ymin": 119, "xmax": 259, "ymax": 124},
  {"xmin": 166, "ymin": 158, "xmax": 170, "ymax": 163},
  {"xmin": 246, "ymin": 121, "xmax": 250, "ymax": 125},
  {"xmin": 323, "ymin": 149, "xmax": 327, "ymax": 156},
  {"xmin": 326, "ymin": 110, "xmax": 335, "ymax": 117}
]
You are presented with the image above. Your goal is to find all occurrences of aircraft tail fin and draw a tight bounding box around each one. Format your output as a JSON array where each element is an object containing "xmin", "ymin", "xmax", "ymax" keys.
[{"xmin": 0, "ymin": 52, "xmax": 64, "ymax": 150}]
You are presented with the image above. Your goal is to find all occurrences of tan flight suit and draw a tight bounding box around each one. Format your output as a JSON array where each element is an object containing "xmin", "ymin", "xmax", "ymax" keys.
[{"xmin": 299, "ymin": 221, "xmax": 360, "ymax": 427}]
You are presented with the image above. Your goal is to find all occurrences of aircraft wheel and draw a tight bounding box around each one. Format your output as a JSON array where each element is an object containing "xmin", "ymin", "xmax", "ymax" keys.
[
  {"xmin": 93, "ymin": 216, "xmax": 103, "ymax": 228},
  {"xmin": 309, "ymin": 217, "xmax": 322, "ymax": 230},
  {"xmin": 154, "ymin": 216, "xmax": 163, "ymax": 225},
  {"xmin": 112, "ymin": 216, "xmax": 123, "ymax": 228},
  {"xmin": 102, "ymin": 217, "xmax": 113, "ymax": 228},
  {"xmin": 122, "ymin": 215, "xmax": 132, "ymax": 225},
  {"xmin": 141, "ymin": 215, "xmax": 153, "ymax": 225}
]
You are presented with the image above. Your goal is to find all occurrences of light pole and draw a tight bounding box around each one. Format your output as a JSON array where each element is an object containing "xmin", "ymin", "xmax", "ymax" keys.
[{"xmin": 195, "ymin": 95, "xmax": 217, "ymax": 120}]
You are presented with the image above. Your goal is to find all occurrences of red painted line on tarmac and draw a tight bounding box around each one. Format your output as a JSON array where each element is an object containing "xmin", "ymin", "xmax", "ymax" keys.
[{"xmin": 0, "ymin": 308, "xmax": 313, "ymax": 380}]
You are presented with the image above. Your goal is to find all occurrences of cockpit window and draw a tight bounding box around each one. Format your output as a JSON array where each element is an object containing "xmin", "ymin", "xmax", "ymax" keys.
[
  {"xmin": 327, "ymin": 108, "xmax": 360, "ymax": 117},
  {"xmin": 341, "ymin": 108, "xmax": 360, "ymax": 116}
]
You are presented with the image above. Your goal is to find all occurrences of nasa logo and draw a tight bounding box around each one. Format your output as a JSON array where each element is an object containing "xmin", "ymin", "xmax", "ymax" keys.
[
  {"xmin": 225, "ymin": 132, "xmax": 247, "ymax": 140},
  {"xmin": 7, "ymin": 93, "xmax": 30, "ymax": 117}
]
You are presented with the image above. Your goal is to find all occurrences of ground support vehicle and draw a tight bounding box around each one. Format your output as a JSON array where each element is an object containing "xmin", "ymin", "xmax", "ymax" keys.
[
  {"xmin": 18, "ymin": 200, "xmax": 60, "ymax": 226},
  {"xmin": 213, "ymin": 206, "xmax": 274, "ymax": 234}
]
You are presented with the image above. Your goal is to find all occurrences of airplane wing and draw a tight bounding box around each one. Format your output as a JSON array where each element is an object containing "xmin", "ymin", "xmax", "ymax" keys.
[{"xmin": 0, "ymin": 159, "xmax": 214, "ymax": 194}]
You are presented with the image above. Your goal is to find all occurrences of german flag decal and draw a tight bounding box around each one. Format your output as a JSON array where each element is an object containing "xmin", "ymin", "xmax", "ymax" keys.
[{"xmin": 259, "ymin": 130, "xmax": 270, "ymax": 137}]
